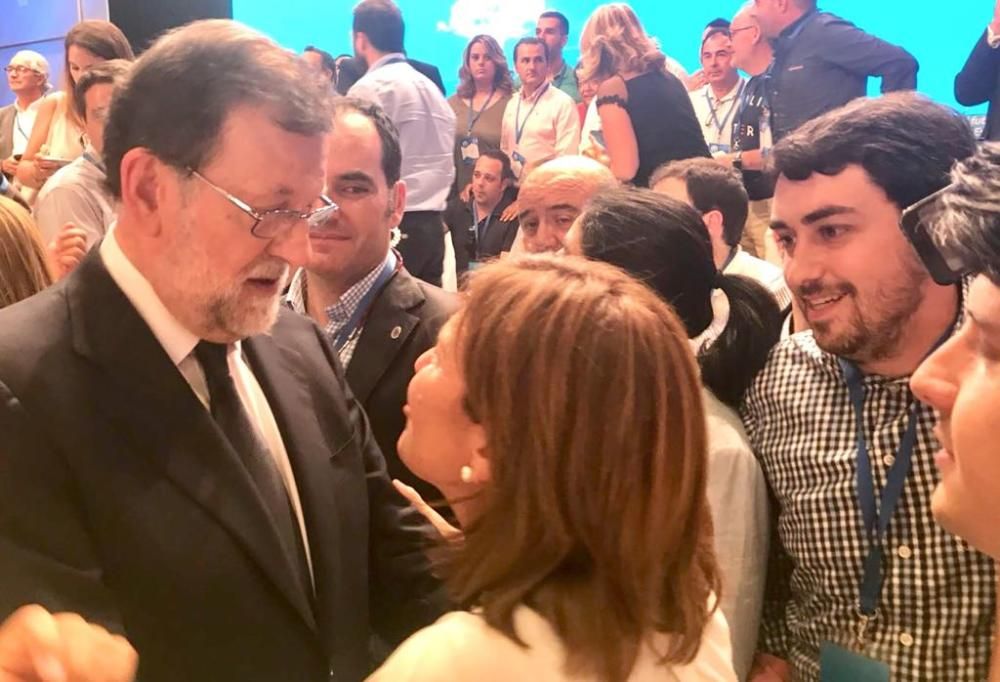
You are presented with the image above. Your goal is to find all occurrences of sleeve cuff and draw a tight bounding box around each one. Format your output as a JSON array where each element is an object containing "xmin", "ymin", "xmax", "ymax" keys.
[{"xmin": 988, "ymin": 25, "xmax": 1000, "ymax": 48}]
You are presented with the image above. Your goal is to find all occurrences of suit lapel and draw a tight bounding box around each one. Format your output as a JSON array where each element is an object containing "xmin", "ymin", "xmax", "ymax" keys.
[
  {"xmin": 67, "ymin": 252, "xmax": 317, "ymax": 632},
  {"xmin": 345, "ymin": 270, "xmax": 423, "ymax": 404},
  {"xmin": 242, "ymin": 330, "xmax": 350, "ymax": 641}
]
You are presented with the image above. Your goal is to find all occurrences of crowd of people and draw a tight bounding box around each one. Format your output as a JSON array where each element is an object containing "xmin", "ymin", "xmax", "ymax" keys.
[{"xmin": 1, "ymin": 0, "xmax": 1000, "ymax": 681}]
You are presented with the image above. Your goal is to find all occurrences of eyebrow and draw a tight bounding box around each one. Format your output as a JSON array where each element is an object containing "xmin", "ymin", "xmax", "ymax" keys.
[
  {"xmin": 333, "ymin": 171, "xmax": 375, "ymax": 185},
  {"xmin": 801, "ymin": 205, "xmax": 858, "ymax": 225},
  {"xmin": 546, "ymin": 204, "xmax": 578, "ymax": 213}
]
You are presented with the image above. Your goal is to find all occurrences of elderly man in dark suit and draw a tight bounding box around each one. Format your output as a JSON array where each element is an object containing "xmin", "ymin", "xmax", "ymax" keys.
[
  {"xmin": 956, "ymin": 1, "xmax": 1000, "ymax": 140},
  {"xmin": 287, "ymin": 96, "xmax": 458, "ymax": 508},
  {"xmin": 0, "ymin": 20, "xmax": 444, "ymax": 682}
]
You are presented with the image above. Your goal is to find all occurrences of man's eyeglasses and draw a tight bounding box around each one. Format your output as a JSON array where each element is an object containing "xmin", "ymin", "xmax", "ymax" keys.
[
  {"xmin": 187, "ymin": 168, "xmax": 338, "ymax": 239},
  {"xmin": 899, "ymin": 184, "xmax": 968, "ymax": 285},
  {"xmin": 4, "ymin": 65, "xmax": 40, "ymax": 76},
  {"xmin": 729, "ymin": 26, "xmax": 756, "ymax": 35}
]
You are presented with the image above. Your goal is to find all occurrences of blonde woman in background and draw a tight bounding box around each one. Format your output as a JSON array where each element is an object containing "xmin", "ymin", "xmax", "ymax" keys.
[
  {"xmin": 16, "ymin": 21, "xmax": 133, "ymax": 198},
  {"xmin": 0, "ymin": 195, "xmax": 52, "ymax": 308},
  {"xmin": 578, "ymin": 4, "xmax": 709, "ymax": 187}
]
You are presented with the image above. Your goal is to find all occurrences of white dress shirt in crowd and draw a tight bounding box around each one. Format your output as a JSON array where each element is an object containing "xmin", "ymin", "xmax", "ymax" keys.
[
  {"xmin": 349, "ymin": 53, "xmax": 456, "ymax": 213},
  {"xmin": 34, "ymin": 148, "xmax": 115, "ymax": 247},
  {"xmin": 99, "ymin": 228, "xmax": 314, "ymax": 581},
  {"xmin": 369, "ymin": 600, "xmax": 737, "ymax": 681},
  {"xmin": 11, "ymin": 95, "xmax": 44, "ymax": 157},
  {"xmin": 500, "ymin": 83, "xmax": 580, "ymax": 179},
  {"xmin": 689, "ymin": 78, "xmax": 747, "ymax": 156}
]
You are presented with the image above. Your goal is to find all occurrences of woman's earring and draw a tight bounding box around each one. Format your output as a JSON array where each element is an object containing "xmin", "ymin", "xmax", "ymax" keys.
[{"xmin": 460, "ymin": 465, "xmax": 474, "ymax": 484}]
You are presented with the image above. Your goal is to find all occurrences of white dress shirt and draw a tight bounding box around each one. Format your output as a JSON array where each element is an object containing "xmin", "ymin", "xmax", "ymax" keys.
[
  {"xmin": 34, "ymin": 148, "xmax": 115, "ymax": 247},
  {"xmin": 11, "ymin": 95, "xmax": 44, "ymax": 157},
  {"xmin": 349, "ymin": 53, "xmax": 456, "ymax": 212},
  {"xmin": 500, "ymin": 83, "xmax": 580, "ymax": 178},
  {"xmin": 99, "ymin": 228, "xmax": 314, "ymax": 580},
  {"xmin": 689, "ymin": 79, "xmax": 746, "ymax": 156}
]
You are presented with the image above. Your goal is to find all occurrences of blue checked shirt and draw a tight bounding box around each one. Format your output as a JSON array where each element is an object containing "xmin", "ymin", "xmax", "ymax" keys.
[{"xmin": 286, "ymin": 250, "xmax": 393, "ymax": 367}]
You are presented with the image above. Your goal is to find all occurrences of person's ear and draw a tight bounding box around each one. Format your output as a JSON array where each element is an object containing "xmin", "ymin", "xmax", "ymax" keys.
[
  {"xmin": 119, "ymin": 148, "xmax": 170, "ymax": 237},
  {"xmin": 389, "ymin": 180, "xmax": 407, "ymax": 227},
  {"xmin": 465, "ymin": 423, "xmax": 491, "ymax": 486},
  {"xmin": 702, "ymin": 208, "xmax": 726, "ymax": 243}
]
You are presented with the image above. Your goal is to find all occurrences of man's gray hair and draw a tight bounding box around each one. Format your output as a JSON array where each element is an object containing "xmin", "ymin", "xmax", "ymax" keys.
[
  {"xmin": 929, "ymin": 142, "xmax": 1000, "ymax": 285},
  {"xmin": 103, "ymin": 19, "xmax": 334, "ymax": 198}
]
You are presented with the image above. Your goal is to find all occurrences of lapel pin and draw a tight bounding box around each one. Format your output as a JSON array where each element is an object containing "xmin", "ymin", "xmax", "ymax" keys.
[{"xmin": 390, "ymin": 326, "xmax": 402, "ymax": 339}]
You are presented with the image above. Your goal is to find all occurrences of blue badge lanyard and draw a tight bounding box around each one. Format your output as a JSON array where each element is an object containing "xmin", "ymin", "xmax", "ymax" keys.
[
  {"xmin": 332, "ymin": 250, "xmax": 400, "ymax": 351},
  {"xmin": 466, "ymin": 89, "xmax": 495, "ymax": 136},
  {"xmin": 470, "ymin": 202, "xmax": 494, "ymax": 259},
  {"xmin": 705, "ymin": 80, "xmax": 745, "ymax": 139},
  {"xmin": 837, "ymin": 319, "xmax": 955, "ymax": 643},
  {"xmin": 82, "ymin": 150, "xmax": 105, "ymax": 173},
  {"xmin": 514, "ymin": 83, "xmax": 549, "ymax": 146}
]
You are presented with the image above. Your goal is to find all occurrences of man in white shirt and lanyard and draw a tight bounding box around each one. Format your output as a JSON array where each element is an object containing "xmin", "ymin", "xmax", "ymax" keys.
[
  {"xmin": 500, "ymin": 37, "xmax": 580, "ymax": 181},
  {"xmin": 35, "ymin": 60, "xmax": 127, "ymax": 249},
  {"xmin": 0, "ymin": 51, "xmax": 50, "ymax": 180},
  {"xmin": 348, "ymin": 0, "xmax": 456, "ymax": 288},
  {"xmin": 689, "ymin": 26, "xmax": 745, "ymax": 158}
]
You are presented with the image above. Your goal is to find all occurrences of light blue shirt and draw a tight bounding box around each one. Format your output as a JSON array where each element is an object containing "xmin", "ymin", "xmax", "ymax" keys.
[{"xmin": 349, "ymin": 53, "xmax": 456, "ymax": 212}]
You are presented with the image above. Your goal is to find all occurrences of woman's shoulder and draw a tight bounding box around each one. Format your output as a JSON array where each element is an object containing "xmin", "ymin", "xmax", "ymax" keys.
[{"xmin": 368, "ymin": 609, "xmax": 551, "ymax": 681}]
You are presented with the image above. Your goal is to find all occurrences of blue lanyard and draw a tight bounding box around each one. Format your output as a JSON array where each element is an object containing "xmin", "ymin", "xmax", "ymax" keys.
[
  {"xmin": 466, "ymin": 89, "xmax": 495, "ymax": 135},
  {"xmin": 332, "ymin": 250, "xmax": 399, "ymax": 351},
  {"xmin": 839, "ymin": 358, "xmax": 919, "ymax": 627},
  {"xmin": 82, "ymin": 150, "xmax": 105, "ymax": 173},
  {"xmin": 514, "ymin": 83, "xmax": 549, "ymax": 145},
  {"xmin": 470, "ymin": 202, "xmax": 494, "ymax": 257},
  {"xmin": 837, "ymin": 316, "xmax": 956, "ymax": 640},
  {"xmin": 705, "ymin": 80, "xmax": 745, "ymax": 138}
]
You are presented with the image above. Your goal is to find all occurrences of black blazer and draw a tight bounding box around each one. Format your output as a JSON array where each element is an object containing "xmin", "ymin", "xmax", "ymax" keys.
[
  {"xmin": 0, "ymin": 251, "xmax": 446, "ymax": 682},
  {"xmin": 346, "ymin": 267, "xmax": 459, "ymax": 506},
  {"xmin": 407, "ymin": 58, "xmax": 446, "ymax": 96},
  {"xmin": 956, "ymin": 29, "xmax": 1000, "ymax": 141},
  {"xmin": 335, "ymin": 57, "xmax": 446, "ymax": 97}
]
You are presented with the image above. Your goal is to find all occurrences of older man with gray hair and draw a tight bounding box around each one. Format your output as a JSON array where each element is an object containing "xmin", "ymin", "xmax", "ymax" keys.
[
  {"xmin": 0, "ymin": 19, "xmax": 444, "ymax": 682},
  {"xmin": 0, "ymin": 50, "xmax": 50, "ymax": 180}
]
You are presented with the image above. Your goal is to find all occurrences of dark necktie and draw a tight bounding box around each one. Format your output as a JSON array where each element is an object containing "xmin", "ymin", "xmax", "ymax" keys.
[{"xmin": 194, "ymin": 341, "xmax": 312, "ymax": 599}]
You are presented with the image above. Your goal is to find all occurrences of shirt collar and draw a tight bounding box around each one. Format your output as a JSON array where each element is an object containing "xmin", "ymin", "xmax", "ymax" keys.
[
  {"xmin": 99, "ymin": 225, "xmax": 202, "ymax": 367},
  {"xmin": 368, "ymin": 52, "xmax": 407, "ymax": 72},
  {"xmin": 285, "ymin": 248, "xmax": 393, "ymax": 323},
  {"xmin": 776, "ymin": 9, "xmax": 819, "ymax": 45},
  {"xmin": 551, "ymin": 59, "xmax": 568, "ymax": 86},
  {"xmin": 14, "ymin": 95, "xmax": 43, "ymax": 115},
  {"xmin": 703, "ymin": 78, "xmax": 745, "ymax": 104},
  {"xmin": 519, "ymin": 82, "xmax": 550, "ymax": 104}
]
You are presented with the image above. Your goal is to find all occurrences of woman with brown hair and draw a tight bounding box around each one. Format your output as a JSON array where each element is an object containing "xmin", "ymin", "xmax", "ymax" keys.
[
  {"xmin": 448, "ymin": 35, "xmax": 515, "ymax": 195},
  {"xmin": 0, "ymin": 195, "xmax": 53, "ymax": 308},
  {"xmin": 16, "ymin": 20, "xmax": 134, "ymax": 195},
  {"xmin": 372, "ymin": 255, "xmax": 736, "ymax": 681},
  {"xmin": 578, "ymin": 3, "xmax": 709, "ymax": 186}
]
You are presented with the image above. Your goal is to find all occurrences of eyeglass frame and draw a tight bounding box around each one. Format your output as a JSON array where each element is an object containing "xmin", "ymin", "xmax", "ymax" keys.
[
  {"xmin": 898, "ymin": 184, "xmax": 968, "ymax": 286},
  {"xmin": 4, "ymin": 65, "xmax": 42, "ymax": 76},
  {"xmin": 186, "ymin": 167, "xmax": 338, "ymax": 239}
]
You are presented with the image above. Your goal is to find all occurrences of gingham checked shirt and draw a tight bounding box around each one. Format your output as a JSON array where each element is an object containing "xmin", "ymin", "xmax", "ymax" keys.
[
  {"xmin": 742, "ymin": 300, "xmax": 996, "ymax": 681},
  {"xmin": 285, "ymin": 250, "xmax": 393, "ymax": 368}
]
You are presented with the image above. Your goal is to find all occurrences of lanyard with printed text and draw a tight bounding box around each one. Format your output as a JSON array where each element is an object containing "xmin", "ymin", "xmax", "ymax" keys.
[
  {"xmin": 514, "ymin": 83, "xmax": 550, "ymax": 146},
  {"xmin": 332, "ymin": 250, "xmax": 400, "ymax": 352},
  {"xmin": 705, "ymin": 80, "xmax": 745, "ymax": 139},
  {"xmin": 466, "ymin": 89, "xmax": 495, "ymax": 135}
]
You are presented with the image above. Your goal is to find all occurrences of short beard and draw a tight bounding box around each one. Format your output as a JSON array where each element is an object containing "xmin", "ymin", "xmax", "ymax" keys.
[{"xmin": 803, "ymin": 252, "xmax": 927, "ymax": 364}]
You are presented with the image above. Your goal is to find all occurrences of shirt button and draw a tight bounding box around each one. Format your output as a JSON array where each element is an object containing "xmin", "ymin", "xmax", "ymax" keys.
[
  {"xmin": 883, "ymin": 454, "xmax": 896, "ymax": 467},
  {"xmin": 899, "ymin": 632, "xmax": 914, "ymax": 647},
  {"xmin": 897, "ymin": 545, "xmax": 913, "ymax": 559}
]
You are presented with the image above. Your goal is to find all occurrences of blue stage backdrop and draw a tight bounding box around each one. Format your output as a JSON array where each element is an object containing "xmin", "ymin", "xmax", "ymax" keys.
[{"xmin": 234, "ymin": 0, "xmax": 988, "ymax": 115}]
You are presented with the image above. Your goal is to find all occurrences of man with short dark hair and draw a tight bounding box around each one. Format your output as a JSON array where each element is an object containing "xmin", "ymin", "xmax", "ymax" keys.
[
  {"xmin": 0, "ymin": 20, "xmax": 444, "ymax": 682},
  {"xmin": 302, "ymin": 45, "xmax": 337, "ymax": 84},
  {"xmin": 651, "ymin": 158, "xmax": 789, "ymax": 310},
  {"xmin": 752, "ymin": 0, "xmax": 918, "ymax": 141},
  {"xmin": 286, "ymin": 96, "xmax": 457, "ymax": 506},
  {"xmin": 445, "ymin": 149, "xmax": 518, "ymax": 275},
  {"xmin": 689, "ymin": 26, "xmax": 745, "ymax": 156},
  {"xmin": 743, "ymin": 92, "xmax": 995, "ymax": 682},
  {"xmin": 535, "ymin": 10, "xmax": 579, "ymax": 102},
  {"xmin": 34, "ymin": 60, "xmax": 129, "ymax": 248},
  {"xmin": 349, "ymin": 0, "xmax": 457, "ymax": 288},
  {"xmin": 500, "ymin": 37, "xmax": 579, "ymax": 180}
]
